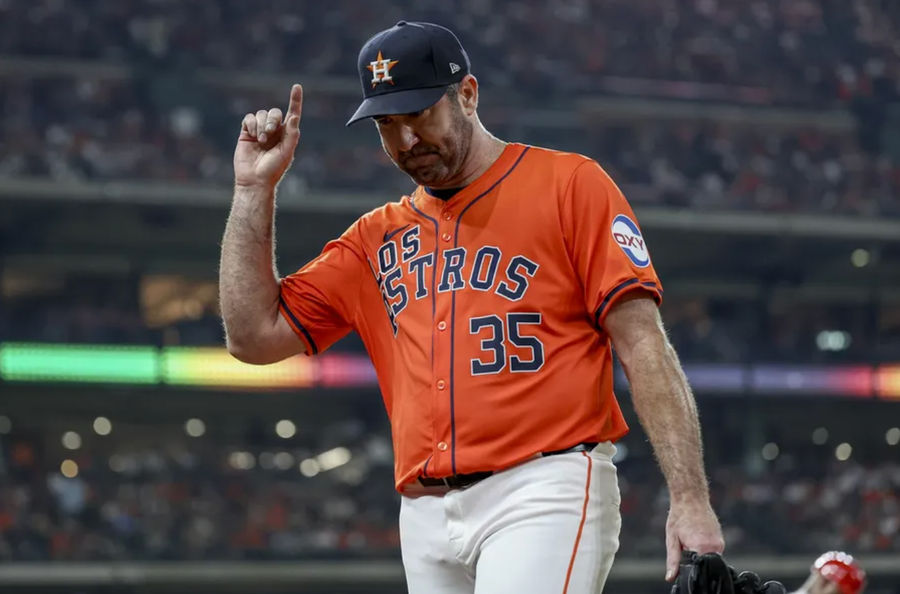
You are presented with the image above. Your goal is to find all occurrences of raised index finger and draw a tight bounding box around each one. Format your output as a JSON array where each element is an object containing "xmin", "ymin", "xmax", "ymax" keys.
[{"xmin": 286, "ymin": 84, "xmax": 303, "ymax": 126}]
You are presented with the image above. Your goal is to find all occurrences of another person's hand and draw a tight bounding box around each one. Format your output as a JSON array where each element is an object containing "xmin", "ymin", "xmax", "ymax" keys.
[
  {"xmin": 233, "ymin": 84, "xmax": 303, "ymax": 189},
  {"xmin": 666, "ymin": 499, "xmax": 725, "ymax": 581}
]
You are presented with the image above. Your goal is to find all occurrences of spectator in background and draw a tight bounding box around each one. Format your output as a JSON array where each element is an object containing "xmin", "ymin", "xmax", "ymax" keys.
[{"xmin": 791, "ymin": 551, "xmax": 866, "ymax": 594}]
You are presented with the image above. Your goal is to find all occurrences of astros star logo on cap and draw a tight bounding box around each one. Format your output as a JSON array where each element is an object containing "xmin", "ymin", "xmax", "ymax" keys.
[{"xmin": 367, "ymin": 51, "xmax": 399, "ymax": 87}]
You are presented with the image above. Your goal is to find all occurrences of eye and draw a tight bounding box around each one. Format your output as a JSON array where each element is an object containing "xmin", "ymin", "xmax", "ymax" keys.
[{"xmin": 374, "ymin": 116, "xmax": 393, "ymax": 125}]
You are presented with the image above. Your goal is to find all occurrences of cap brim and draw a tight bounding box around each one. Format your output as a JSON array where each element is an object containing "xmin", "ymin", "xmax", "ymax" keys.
[{"xmin": 346, "ymin": 86, "xmax": 448, "ymax": 126}]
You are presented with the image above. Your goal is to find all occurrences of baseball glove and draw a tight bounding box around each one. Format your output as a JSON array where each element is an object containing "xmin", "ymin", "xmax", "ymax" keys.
[{"xmin": 671, "ymin": 551, "xmax": 787, "ymax": 594}]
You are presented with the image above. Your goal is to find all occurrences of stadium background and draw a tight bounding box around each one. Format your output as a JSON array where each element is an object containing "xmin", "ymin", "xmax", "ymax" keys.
[{"xmin": 1, "ymin": 1, "xmax": 899, "ymax": 592}]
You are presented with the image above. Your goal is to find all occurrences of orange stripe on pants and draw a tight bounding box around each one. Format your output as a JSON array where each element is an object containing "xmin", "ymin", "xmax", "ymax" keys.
[{"xmin": 562, "ymin": 451, "xmax": 593, "ymax": 594}]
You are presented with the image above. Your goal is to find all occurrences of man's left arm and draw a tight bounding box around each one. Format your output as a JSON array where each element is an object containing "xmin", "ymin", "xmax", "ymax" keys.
[{"xmin": 603, "ymin": 293, "xmax": 725, "ymax": 582}]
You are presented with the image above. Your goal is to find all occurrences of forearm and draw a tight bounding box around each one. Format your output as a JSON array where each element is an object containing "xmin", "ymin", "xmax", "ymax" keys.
[
  {"xmin": 219, "ymin": 184, "xmax": 281, "ymax": 352},
  {"xmin": 622, "ymin": 334, "xmax": 710, "ymax": 504}
]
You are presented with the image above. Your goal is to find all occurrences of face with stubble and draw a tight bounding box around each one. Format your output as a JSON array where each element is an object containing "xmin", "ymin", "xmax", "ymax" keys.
[{"xmin": 374, "ymin": 88, "xmax": 474, "ymax": 188}]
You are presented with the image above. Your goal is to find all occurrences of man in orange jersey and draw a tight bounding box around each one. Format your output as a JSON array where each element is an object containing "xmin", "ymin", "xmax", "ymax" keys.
[{"xmin": 220, "ymin": 21, "xmax": 724, "ymax": 594}]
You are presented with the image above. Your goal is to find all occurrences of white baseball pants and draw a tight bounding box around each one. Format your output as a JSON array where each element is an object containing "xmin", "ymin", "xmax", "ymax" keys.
[{"xmin": 399, "ymin": 442, "xmax": 621, "ymax": 594}]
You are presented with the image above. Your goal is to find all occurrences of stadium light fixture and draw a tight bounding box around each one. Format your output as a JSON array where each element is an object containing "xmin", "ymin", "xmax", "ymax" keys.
[
  {"xmin": 300, "ymin": 458, "xmax": 321, "ymax": 477},
  {"xmin": 812, "ymin": 427, "xmax": 829, "ymax": 444},
  {"xmin": 835, "ymin": 442, "xmax": 852, "ymax": 461},
  {"xmin": 259, "ymin": 452, "xmax": 275, "ymax": 470},
  {"xmin": 887, "ymin": 427, "xmax": 900, "ymax": 446},
  {"xmin": 274, "ymin": 452, "xmax": 295, "ymax": 470},
  {"xmin": 816, "ymin": 330, "xmax": 851, "ymax": 352},
  {"xmin": 228, "ymin": 451, "xmax": 255, "ymax": 470},
  {"xmin": 93, "ymin": 416, "xmax": 112, "ymax": 435},
  {"xmin": 850, "ymin": 248, "xmax": 870, "ymax": 268},
  {"xmin": 317, "ymin": 447, "xmax": 352, "ymax": 471},
  {"xmin": 275, "ymin": 419, "xmax": 297, "ymax": 439},
  {"xmin": 61, "ymin": 431, "xmax": 82, "ymax": 450},
  {"xmin": 60, "ymin": 459, "xmax": 79, "ymax": 478},
  {"xmin": 184, "ymin": 418, "xmax": 206, "ymax": 437}
]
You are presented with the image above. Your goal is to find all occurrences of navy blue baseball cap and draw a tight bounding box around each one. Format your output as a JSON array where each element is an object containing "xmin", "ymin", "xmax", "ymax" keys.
[{"xmin": 346, "ymin": 21, "xmax": 471, "ymax": 126}]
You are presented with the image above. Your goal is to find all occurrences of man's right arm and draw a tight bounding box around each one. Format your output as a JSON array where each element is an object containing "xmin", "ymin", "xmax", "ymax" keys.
[
  {"xmin": 219, "ymin": 183, "xmax": 304, "ymax": 364},
  {"xmin": 219, "ymin": 84, "xmax": 306, "ymax": 364}
]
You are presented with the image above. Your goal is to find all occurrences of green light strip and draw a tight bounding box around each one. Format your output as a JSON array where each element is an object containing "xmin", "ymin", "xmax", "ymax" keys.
[{"xmin": 0, "ymin": 343, "xmax": 159, "ymax": 384}]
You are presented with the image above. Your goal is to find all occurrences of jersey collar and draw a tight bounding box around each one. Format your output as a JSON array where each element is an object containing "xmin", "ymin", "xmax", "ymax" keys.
[{"xmin": 409, "ymin": 143, "xmax": 527, "ymax": 216}]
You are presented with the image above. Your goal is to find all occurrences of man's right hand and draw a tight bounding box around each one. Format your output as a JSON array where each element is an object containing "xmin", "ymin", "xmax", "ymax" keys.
[{"xmin": 233, "ymin": 83, "xmax": 303, "ymax": 189}]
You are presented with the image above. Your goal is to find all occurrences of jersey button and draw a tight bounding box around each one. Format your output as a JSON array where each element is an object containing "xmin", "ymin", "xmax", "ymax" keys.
[
  {"xmin": 437, "ymin": 441, "xmax": 448, "ymax": 451},
  {"xmin": 442, "ymin": 211, "xmax": 452, "ymax": 221},
  {"xmin": 437, "ymin": 379, "xmax": 446, "ymax": 390},
  {"xmin": 437, "ymin": 321, "xmax": 447, "ymax": 331},
  {"xmin": 441, "ymin": 232, "xmax": 452, "ymax": 242}
]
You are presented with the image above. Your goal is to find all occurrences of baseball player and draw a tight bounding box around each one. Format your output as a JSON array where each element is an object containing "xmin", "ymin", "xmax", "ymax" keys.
[
  {"xmin": 220, "ymin": 20, "xmax": 724, "ymax": 593},
  {"xmin": 792, "ymin": 552, "xmax": 866, "ymax": 594}
]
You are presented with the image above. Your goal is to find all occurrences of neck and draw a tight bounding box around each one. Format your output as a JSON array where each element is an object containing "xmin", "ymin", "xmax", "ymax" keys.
[{"xmin": 430, "ymin": 126, "xmax": 507, "ymax": 189}]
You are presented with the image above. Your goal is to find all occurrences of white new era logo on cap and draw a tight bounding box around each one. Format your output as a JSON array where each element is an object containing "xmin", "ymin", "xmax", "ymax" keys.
[{"xmin": 449, "ymin": 62, "xmax": 461, "ymax": 74}]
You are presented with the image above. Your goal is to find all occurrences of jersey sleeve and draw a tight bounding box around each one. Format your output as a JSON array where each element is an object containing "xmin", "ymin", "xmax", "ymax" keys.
[
  {"xmin": 278, "ymin": 220, "xmax": 367, "ymax": 355},
  {"xmin": 561, "ymin": 159, "xmax": 663, "ymax": 329}
]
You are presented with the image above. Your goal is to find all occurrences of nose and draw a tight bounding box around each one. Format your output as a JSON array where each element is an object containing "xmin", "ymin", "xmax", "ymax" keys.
[{"xmin": 397, "ymin": 124, "xmax": 419, "ymax": 152}]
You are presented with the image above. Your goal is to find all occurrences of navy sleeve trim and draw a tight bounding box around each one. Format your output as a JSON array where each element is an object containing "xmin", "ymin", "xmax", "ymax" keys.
[
  {"xmin": 593, "ymin": 279, "xmax": 662, "ymax": 328},
  {"xmin": 641, "ymin": 281, "xmax": 664, "ymax": 296},
  {"xmin": 279, "ymin": 295, "xmax": 319, "ymax": 355}
]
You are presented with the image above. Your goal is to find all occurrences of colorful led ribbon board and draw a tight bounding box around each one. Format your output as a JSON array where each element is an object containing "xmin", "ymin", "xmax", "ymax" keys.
[
  {"xmin": 0, "ymin": 343, "xmax": 897, "ymax": 397},
  {"xmin": 0, "ymin": 343, "xmax": 373, "ymax": 389},
  {"xmin": 0, "ymin": 343, "xmax": 159, "ymax": 384}
]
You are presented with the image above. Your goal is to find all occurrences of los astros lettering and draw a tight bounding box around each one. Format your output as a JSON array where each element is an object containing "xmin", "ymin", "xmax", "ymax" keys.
[{"xmin": 372, "ymin": 225, "xmax": 539, "ymax": 333}]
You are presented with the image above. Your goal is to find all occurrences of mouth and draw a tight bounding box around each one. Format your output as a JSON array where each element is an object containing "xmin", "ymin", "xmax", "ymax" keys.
[{"xmin": 404, "ymin": 153, "xmax": 439, "ymax": 167}]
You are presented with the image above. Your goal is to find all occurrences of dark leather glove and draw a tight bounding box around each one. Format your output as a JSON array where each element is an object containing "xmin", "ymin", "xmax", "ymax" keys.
[{"xmin": 671, "ymin": 551, "xmax": 786, "ymax": 594}]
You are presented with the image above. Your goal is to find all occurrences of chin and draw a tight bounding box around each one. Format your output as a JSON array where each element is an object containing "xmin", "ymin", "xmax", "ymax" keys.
[{"xmin": 407, "ymin": 166, "xmax": 446, "ymax": 187}]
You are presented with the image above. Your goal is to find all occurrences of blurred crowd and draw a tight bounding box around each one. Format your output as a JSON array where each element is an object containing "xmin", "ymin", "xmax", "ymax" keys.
[
  {"xmin": 0, "ymin": 77, "xmax": 403, "ymax": 192},
  {"xmin": 0, "ymin": 421, "xmax": 400, "ymax": 561},
  {"xmin": 585, "ymin": 122, "xmax": 899, "ymax": 216},
  {"xmin": 1, "ymin": 424, "xmax": 897, "ymax": 561},
  {"xmin": 619, "ymin": 457, "xmax": 900, "ymax": 557},
  {"xmin": 2, "ymin": 276, "xmax": 156, "ymax": 346},
  {"xmin": 2, "ymin": 76, "xmax": 899, "ymax": 216},
  {"xmin": 1, "ymin": 1, "xmax": 899, "ymax": 216},
  {"xmin": 2, "ymin": 0, "xmax": 899, "ymax": 106},
  {"xmin": 662, "ymin": 297, "xmax": 900, "ymax": 364}
]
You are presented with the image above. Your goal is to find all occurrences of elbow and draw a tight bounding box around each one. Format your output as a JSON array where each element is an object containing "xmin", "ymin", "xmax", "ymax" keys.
[
  {"xmin": 226, "ymin": 333, "xmax": 274, "ymax": 365},
  {"xmin": 225, "ymin": 335, "xmax": 254, "ymax": 363}
]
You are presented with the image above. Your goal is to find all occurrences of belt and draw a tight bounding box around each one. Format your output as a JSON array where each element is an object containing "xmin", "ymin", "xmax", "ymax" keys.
[{"xmin": 417, "ymin": 442, "xmax": 598, "ymax": 489}]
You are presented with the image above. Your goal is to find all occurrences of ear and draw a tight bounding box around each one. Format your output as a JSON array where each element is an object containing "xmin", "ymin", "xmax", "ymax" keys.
[{"xmin": 459, "ymin": 74, "xmax": 479, "ymax": 115}]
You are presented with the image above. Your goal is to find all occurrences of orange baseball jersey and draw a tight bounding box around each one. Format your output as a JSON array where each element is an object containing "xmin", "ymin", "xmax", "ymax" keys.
[{"xmin": 279, "ymin": 143, "xmax": 662, "ymax": 490}]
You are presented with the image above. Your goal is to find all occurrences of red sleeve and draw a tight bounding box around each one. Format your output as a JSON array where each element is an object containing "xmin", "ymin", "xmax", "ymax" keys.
[
  {"xmin": 278, "ymin": 221, "xmax": 367, "ymax": 355},
  {"xmin": 561, "ymin": 159, "xmax": 663, "ymax": 329}
]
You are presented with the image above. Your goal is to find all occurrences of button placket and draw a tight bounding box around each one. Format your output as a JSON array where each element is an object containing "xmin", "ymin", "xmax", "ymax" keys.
[{"xmin": 431, "ymin": 205, "xmax": 455, "ymax": 476}]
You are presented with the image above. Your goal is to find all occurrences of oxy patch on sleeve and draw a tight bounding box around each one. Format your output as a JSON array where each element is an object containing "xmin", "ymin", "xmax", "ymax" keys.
[{"xmin": 611, "ymin": 214, "xmax": 650, "ymax": 268}]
